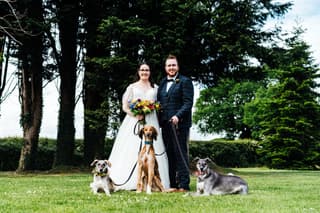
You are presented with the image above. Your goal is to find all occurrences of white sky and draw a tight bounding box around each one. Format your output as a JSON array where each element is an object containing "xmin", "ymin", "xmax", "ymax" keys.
[{"xmin": 1, "ymin": 0, "xmax": 320, "ymax": 140}]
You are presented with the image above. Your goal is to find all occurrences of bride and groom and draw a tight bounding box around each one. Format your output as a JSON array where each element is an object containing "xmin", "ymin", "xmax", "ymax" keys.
[{"xmin": 108, "ymin": 54, "xmax": 194, "ymax": 192}]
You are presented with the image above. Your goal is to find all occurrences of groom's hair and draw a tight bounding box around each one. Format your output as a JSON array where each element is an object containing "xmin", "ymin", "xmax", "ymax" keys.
[
  {"xmin": 167, "ymin": 54, "xmax": 177, "ymax": 60},
  {"xmin": 166, "ymin": 54, "xmax": 178, "ymax": 63}
]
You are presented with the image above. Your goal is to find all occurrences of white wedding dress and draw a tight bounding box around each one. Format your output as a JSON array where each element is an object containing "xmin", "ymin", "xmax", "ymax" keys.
[{"xmin": 108, "ymin": 83, "xmax": 170, "ymax": 190}]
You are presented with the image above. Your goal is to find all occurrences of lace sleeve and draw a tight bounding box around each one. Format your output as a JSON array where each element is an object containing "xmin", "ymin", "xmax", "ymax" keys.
[
  {"xmin": 154, "ymin": 84, "xmax": 159, "ymax": 101},
  {"xmin": 122, "ymin": 84, "xmax": 134, "ymax": 116}
]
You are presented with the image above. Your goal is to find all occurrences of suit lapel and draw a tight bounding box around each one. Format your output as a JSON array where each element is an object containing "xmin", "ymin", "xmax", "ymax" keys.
[
  {"xmin": 159, "ymin": 79, "xmax": 167, "ymax": 95},
  {"xmin": 167, "ymin": 74, "xmax": 180, "ymax": 97},
  {"xmin": 167, "ymin": 81, "xmax": 176, "ymax": 97}
]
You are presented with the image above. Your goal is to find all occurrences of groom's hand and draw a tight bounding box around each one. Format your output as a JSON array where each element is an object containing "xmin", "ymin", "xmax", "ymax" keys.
[{"xmin": 170, "ymin": 115, "xmax": 179, "ymax": 125}]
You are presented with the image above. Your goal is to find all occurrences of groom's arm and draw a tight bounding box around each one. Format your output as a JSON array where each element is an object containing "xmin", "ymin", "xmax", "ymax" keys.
[{"xmin": 175, "ymin": 77, "xmax": 194, "ymax": 119}]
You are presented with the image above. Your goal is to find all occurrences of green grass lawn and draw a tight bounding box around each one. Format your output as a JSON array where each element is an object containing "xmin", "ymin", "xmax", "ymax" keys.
[{"xmin": 0, "ymin": 168, "xmax": 319, "ymax": 213}]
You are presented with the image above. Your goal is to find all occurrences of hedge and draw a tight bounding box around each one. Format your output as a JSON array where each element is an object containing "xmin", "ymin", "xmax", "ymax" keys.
[
  {"xmin": 0, "ymin": 137, "xmax": 259, "ymax": 171},
  {"xmin": 189, "ymin": 139, "xmax": 260, "ymax": 168}
]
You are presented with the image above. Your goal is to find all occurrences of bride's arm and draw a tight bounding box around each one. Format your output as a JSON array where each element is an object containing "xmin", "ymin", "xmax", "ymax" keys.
[{"xmin": 122, "ymin": 84, "xmax": 134, "ymax": 117}]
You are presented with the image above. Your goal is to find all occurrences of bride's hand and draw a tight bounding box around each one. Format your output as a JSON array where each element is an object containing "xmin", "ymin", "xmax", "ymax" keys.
[{"xmin": 136, "ymin": 114, "xmax": 144, "ymax": 121}]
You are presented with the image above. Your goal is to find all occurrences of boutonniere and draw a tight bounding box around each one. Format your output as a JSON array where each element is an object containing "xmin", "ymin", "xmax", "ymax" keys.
[{"xmin": 175, "ymin": 78, "xmax": 180, "ymax": 83}]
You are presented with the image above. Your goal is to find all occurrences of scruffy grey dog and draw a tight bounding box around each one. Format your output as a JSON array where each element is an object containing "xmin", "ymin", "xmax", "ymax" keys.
[
  {"xmin": 90, "ymin": 159, "xmax": 115, "ymax": 196},
  {"xmin": 191, "ymin": 157, "xmax": 248, "ymax": 196}
]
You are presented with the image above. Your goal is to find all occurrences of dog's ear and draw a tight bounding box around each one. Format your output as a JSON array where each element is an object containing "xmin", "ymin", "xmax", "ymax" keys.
[
  {"xmin": 205, "ymin": 157, "xmax": 213, "ymax": 164},
  {"xmin": 105, "ymin": 160, "xmax": 112, "ymax": 167},
  {"xmin": 193, "ymin": 157, "xmax": 200, "ymax": 162},
  {"xmin": 139, "ymin": 127, "xmax": 144, "ymax": 139},
  {"xmin": 90, "ymin": 159, "xmax": 98, "ymax": 166},
  {"xmin": 205, "ymin": 157, "xmax": 213, "ymax": 163},
  {"xmin": 152, "ymin": 126, "xmax": 158, "ymax": 140}
]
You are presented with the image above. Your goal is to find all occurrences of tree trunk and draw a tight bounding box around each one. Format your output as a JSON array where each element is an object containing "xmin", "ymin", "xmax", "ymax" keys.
[
  {"xmin": 0, "ymin": 36, "xmax": 12, "ymax": 104},
  {"xmin": 16, "ymin": 0, "xmax": 44, "ymax": 172},
  {"xmin": 82, "ymin": 0, "xmax": 107, "ymax": 164},
  {"xmin": 54, "ymin": 0, "xmax": 80, "ymax": 166},
  {"xmin": 83, "ymin": 118, "xmax": 107, "ymax": 163},
  {"xmin": 0, "ymin": 35, "xmax": 5, "ymax": 101}
]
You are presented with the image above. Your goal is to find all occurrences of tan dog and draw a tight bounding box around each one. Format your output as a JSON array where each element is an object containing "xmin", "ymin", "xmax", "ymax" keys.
[{"xmin": 136, "ymin": 125, "xmax": 165, "ymax": 194}]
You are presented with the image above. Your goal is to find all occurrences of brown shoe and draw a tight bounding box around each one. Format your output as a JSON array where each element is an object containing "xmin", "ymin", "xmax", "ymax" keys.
[
  {"xmin": 165, "ymin": 188, "xmax": 178, "ymax": 193},
  {"xmin": 176, "ymin": 188, "xmax": 189, "ymax": 192}
]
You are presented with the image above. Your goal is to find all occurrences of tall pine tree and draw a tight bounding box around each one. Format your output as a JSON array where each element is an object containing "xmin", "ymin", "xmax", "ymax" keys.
[{"xmin": 244, "ymin": 28, "xmax": 320, "ymax": 169}]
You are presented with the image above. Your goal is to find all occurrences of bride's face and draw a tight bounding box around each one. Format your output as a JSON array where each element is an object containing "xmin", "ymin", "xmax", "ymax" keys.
[{"xmin": 138, "ymin": 64, "xmax": 150, "ymax": 80}]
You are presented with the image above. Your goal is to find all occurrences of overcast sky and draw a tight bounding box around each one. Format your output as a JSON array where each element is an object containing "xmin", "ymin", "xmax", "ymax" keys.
[{"xmin": 0, "ymin": 0, "xmax": 319, "ymax": 140}]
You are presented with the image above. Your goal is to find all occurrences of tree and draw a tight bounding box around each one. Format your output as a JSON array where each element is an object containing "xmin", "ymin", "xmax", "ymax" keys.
[
  {"xmin": 81, "ymin": 0, "xmax": 148, "ymax": 162},
  {"xmin": 54, "ymin": 0, "xmax": 80, "ymax": 166},
  {"xmin": 244, "ymin": 28, "xmax": 320, "ymax": 169},
  {"xmin": 0, "ymin": 37, "xmax": 14, "ymax": 105},
  {"xmin": 192, "ymin": 0, "xmax": 292, "ymax": 138},
  {"xmin": 0, "ymin": 0, "xmax": 33, "ymax": 45},
  {"xmin": 85, "ymin": 0, "xmax": 291, "ymax": 144},
  {"xmin": 0, "ymin": 0, "xmax": 32, "ymax": 107},
  {"xmin": 82, "ymin": 0, "xmax": 111, "ymax": 163},
  {"xmin": 194, "ymin": 79, "xmax": 261, "ymax": 139},
  {"xmin": 16, "ymin": 0, "xmax": 45, "ymax": 171}
]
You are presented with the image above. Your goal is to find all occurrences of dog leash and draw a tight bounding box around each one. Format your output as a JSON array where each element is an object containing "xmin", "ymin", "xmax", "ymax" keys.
[
  {"xmin": 113, "ymin": 120, "xmax": 145, "ymax": 187},
  {"xmin": 113, "ymin": 138, "xmax": 142, "ymax": 187},
  {"xmin": 170, "ymin": 121, "xmax": 190, "ymax": 172},
  {"xmin": 113, "ymin": 120, "xmax": 168, "ymax": 186},
  {"xmin": 113, "ymin": 120, "xmax": 143, "ymax": 186},
  {"xmin": 133, "ymin": 120, "xmax": 144, "ymax": 136},
  {"xmin": 112, "ymin": 162, "xmax": 138, "ymax": 187},
  {"xmin": 155, "ymin": 150, "xmax": 166, "ymax": 156}
]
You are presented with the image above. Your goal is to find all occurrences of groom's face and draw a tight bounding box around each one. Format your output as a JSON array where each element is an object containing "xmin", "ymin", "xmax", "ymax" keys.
[{"xmin": 165, "ymin": 58, "xmax": 179, "ymax": 77}]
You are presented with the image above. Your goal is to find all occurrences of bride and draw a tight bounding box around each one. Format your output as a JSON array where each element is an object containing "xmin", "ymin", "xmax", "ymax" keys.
[{"xmin": 108, "ymin": 63, "xmax": 170, "ymax": 190}]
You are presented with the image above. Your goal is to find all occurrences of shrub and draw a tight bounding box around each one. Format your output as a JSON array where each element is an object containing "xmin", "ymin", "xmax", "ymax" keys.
[
  {"xmin": 189, "ymin": 138, "xmax": 260, "ymax": 168},
  {"xmin": 0, "ymin": 138, "xmax": 82, "ymax": 171},
  {"xmin": 0, "ymin": 137, "xmax": 22, "ymax": 170},
  {"xmin": 0, "ymin": 137, "xmax": 259, "ymax": 171}
]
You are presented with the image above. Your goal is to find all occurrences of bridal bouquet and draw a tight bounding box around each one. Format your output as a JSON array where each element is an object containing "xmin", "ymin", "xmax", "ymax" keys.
[{"xmin": 129, "ymin": 99, "xmax": 161, "ymax": 117}]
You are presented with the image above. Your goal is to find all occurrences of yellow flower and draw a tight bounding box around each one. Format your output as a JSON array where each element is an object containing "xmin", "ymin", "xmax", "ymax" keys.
[{"xmin": 129, "ymin": 99, "xmax": 161, "ymax": 116}]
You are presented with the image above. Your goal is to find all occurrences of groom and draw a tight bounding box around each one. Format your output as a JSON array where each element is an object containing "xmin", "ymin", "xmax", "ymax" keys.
[{"xmin": 157, "ymin": 54, "xmax": 194, "ymax": 192}]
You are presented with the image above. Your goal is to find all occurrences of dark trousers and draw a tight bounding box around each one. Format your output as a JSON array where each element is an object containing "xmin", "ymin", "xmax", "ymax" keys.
[{"xmin": 162, "ymin": 122, "xmax": 190, "ymax": 190}]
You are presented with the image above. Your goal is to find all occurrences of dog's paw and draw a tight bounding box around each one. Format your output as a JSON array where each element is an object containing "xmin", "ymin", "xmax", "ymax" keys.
[
  {"xmin": 146, "ymin": 186, "xmax": 152, "ymax": 195},
  {"xmin": 113, "ymin": 186, "xmax": 121, "ymax": 192},
  {"xmin": 91, "ymin": 188, "xmax": 98, "ymax": 194},
  {"xmin": 183, "ymin": 192, "xmax": 191, "ymax": 197}
]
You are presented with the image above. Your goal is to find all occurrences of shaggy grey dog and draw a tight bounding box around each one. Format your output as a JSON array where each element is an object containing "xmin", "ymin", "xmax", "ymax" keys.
[{"xmin": 191, "ymin": 157, "xmax": 248, "ymax": 196}]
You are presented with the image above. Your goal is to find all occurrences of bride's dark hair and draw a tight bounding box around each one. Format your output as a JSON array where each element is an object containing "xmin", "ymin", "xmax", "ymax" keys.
[{"xmin": 135, "ymin": 62, "xmax": 155, "ymax": 88}]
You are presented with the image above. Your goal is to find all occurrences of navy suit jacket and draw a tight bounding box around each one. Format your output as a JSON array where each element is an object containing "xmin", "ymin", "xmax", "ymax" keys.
[{"xmin": 157, "ymin": 73, "xmax": 194, "ymax": 128}]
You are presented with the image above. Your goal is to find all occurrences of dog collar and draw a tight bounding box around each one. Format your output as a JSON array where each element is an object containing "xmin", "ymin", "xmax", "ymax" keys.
[
  {"xmin": 94, "ymin": 172, "xmax": 107, "ymax": 177},
  {"xmin": 144, "ymin": 141, "xmax": 153, "ymax": 145}
]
